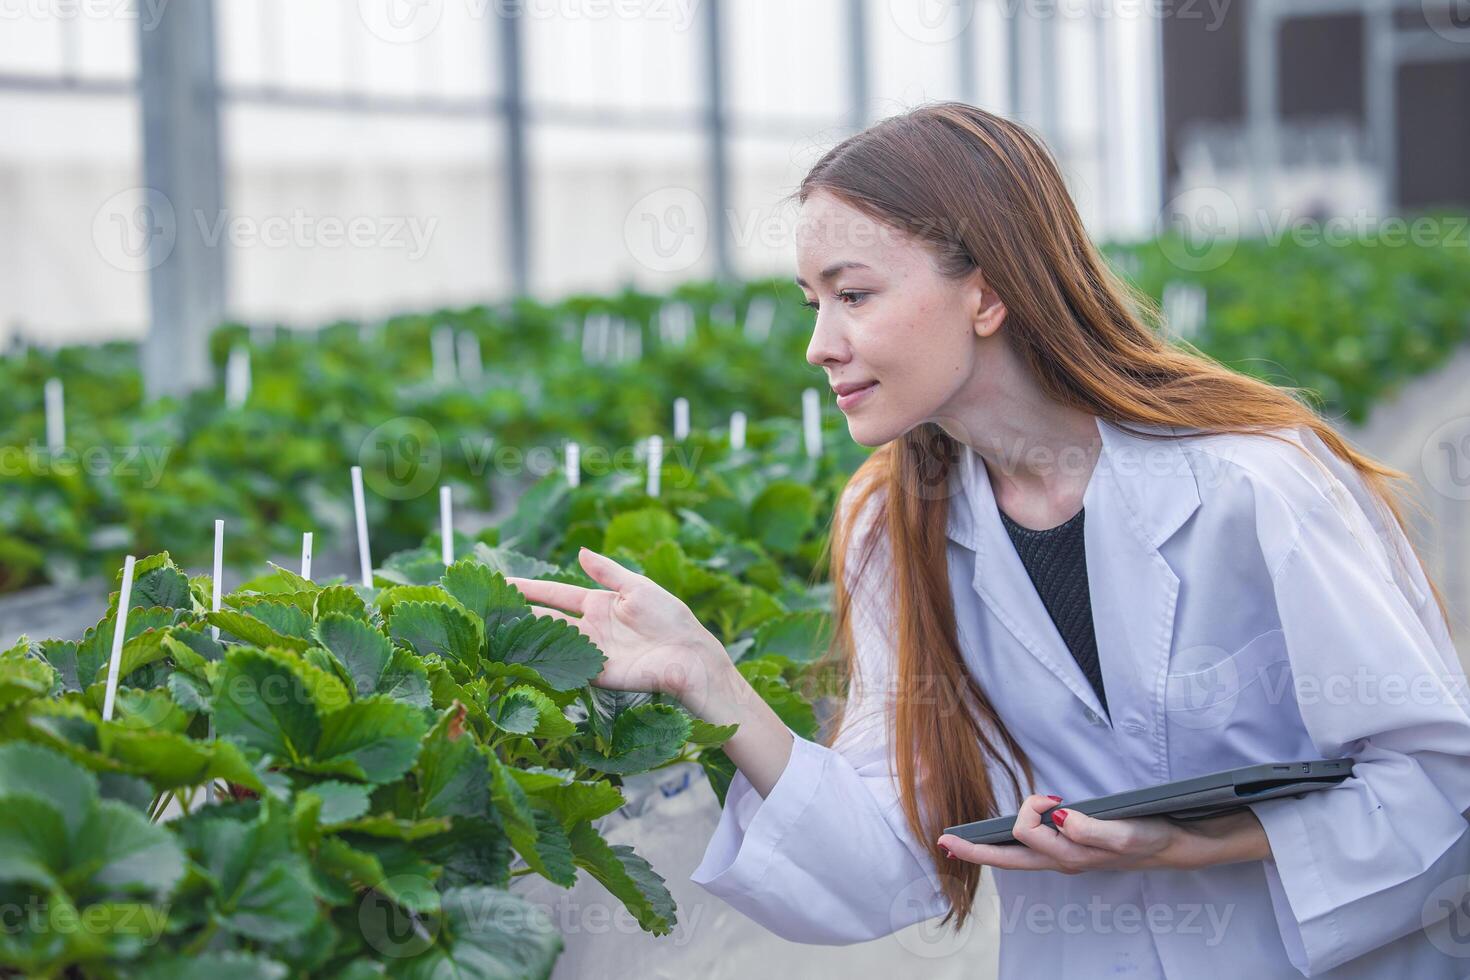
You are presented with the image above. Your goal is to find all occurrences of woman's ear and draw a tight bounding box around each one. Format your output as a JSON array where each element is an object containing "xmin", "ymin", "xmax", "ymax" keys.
[{"xmin": 971, "ymin": 272, "xmax": 1007, "ymax": 339}]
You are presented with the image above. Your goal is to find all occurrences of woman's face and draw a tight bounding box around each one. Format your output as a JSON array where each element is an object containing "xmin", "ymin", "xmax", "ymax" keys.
[{"xmin": 796, "ymin": 190, "xmax": 1003, "ymax": 447}]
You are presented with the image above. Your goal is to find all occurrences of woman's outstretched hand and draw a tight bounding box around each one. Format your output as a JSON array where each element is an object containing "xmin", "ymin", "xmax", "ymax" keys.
[{"xmin": 505, "ymin": 546, "xmax": 731, "ymax": 708}]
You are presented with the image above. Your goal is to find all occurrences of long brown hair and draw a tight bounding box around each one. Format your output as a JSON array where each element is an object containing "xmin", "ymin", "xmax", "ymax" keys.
[{"xmin": 798, "ymin": 102, "xmax": 1448, "ymax": 932}]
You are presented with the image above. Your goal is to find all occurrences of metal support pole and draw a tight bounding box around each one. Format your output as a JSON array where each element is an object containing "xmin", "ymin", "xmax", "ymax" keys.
[
  {"xmin": 1245, "ymin": 0, "xmax": 1279, "ymax": 218},
  {"xmin": 703, "ymin": 0, "xmax": 733, "ymax": 282},
  {"xmin": 498, "ymin": 6, "xmax": 530, "ymax": 297},
  {"xmin": 848, "ymin": 0, "xmax": 869, "ymax": 130},
  {"xmin": 138, "ymin": 0, "xmax": 225, "ymax": 400},
  {"xmin": 1364, "ymin": 0, "xmax": 1396, "ymax": 213}
]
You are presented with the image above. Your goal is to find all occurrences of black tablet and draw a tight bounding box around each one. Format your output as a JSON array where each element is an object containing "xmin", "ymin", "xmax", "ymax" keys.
[{"xmin": 942, "ymin": 758, "xmax": 1355, "ymax": 846}]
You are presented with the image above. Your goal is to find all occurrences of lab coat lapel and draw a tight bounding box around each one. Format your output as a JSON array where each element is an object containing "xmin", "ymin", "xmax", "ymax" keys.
[{"xmin": 946, "ymin": 418, "xmax": 1201, "ymax": 750}]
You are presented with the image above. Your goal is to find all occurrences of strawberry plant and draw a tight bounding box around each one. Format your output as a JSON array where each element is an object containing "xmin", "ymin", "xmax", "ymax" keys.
[{"xmin": 0, "ymin": 545, "xmax": 780, "ymax": 976}]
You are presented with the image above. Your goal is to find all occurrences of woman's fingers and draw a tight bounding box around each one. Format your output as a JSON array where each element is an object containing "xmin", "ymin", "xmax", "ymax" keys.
[
  {"xmin": 506, "ymin": 576, "xmax": 592, "ymax": 614},
  {"xmin": 528, "ymin": 604, "xmax": 579, "ymax": 626},
  {"xmin": 936, "ymin": 835, "xmax": 1054, "ymax": 871},
  {"xmin": 577, "ymin": 547, "xmax": 640, "ymax": 591}
]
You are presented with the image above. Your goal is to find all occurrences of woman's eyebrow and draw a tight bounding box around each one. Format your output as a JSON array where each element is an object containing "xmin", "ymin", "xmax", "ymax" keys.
[{"xmin": 795, "ymin": 260, "xmax": 872, "ymax": 289}]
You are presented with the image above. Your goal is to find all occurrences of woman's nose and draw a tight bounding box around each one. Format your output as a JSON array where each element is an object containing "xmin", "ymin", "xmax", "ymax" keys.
[{"xmin": 805, "ymin": 312, "xmax": 848, "ymax": 368}]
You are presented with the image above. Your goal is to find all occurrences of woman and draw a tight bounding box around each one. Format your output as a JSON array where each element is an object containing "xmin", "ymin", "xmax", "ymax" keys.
[{"xmin": 510, "ymin": 103, "xmax": 1470, "ymax": 977}]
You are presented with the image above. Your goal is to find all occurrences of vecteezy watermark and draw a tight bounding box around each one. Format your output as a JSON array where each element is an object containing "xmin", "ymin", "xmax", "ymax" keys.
[
  {"xmin": 1422, "ymin": 416, "xmax": 1470, "ymax": 502},
  {"xmin": 1421, "ymin": 0, "xmax": 1470, "ymax": 44},
  {"xmin": 356, "ymin": 417, "xmax": 708, "ymax": 501},
  {"xmin": 357, "ymin": 0, "xmax": 701, "ymax": 45},
  {"xmin": 623, "ymin": 187, "xmax": 710, "ymax": 274},
  {"xmin": 92, "ymin": 189, "xmax": 439, "ymax": 273},
  {"xmin": 0, "ymin": 895, "xmax": 171, "ymax": 941},
  {"xmin": 994, "ymin": 893, "xmax": 1238, "ymax": 943},
  {"xmin": 0, "ymin": 444, "xmax": 172, "ymax": 488},
  {"xmin": 886, "ymin": 0, "xmax": 975, "ymax": 45},
  {"xmin": 0, "ymin": 0, "xmax": 171, "ymax": 31},
  {"xmin": 1423, "ymin": 873, "xmax": 1470, "ymax": 959}
]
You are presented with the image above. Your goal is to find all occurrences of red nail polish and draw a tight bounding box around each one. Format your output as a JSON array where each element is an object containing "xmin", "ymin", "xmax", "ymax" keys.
[
  {"xmin": 1052, "ymin": 809, "xmax": 1069, "ymax": 827},
  {"xmin": 941, "ymin": 846, "xmax": 954, "ymax": 860},
  {"xmin": 1046, "ymin": 795, "xmax": 1062, "ymax": 803}
]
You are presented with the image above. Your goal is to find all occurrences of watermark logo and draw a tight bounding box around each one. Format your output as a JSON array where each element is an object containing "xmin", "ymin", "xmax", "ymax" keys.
[
  {"xmin": 624, "ymin": 187, "xmax": 708, "ymax": 273},
  {"xmin": 1422, "ymin": 416, "xmax": 1470, "ymax": 502},
  {"xmin": 359, "ymin": 416, "xmax": 443, "ymax": 501},
  {"xmin": 1155, "ymin": 186, "xmax": 1238, "ymax": 273},
  {"xmin": 888, "ymin": 0, "xmax": 974, "ymax": 44},
  {"xmin": 359, "ymin": 0, "xmax": 445, "ymax": 43},
  {"xmin": 93, "ymin": 187, "xmax": 176, "ymax": 273}
]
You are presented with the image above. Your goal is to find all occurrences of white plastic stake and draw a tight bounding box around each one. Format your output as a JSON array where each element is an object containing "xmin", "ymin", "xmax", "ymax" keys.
[
  {"xmin": 44, "ymin": 378, "xmax": 65, "ymax": 452},
  {"xmin": 431, "ymin": 325, "xmax": 457, "ymax": 386},
  {"xmin": 210, "ymin": 520, "xmax": 224, "ymax": 642},
  {"xmin": 802, "ymin": 388, "xmax": 822, "ymax": 459},
  {"xmin": 645, "ymin": 435, "xmax": 663, "ymax": 498},
  {"xmin": 564, "ymin": 442, "xmax": 581, "ymax": 487},
  {"xmin": 101, "ymin": 555, "xmax": 138, "ymax": 722},
  {"xmin": 225, "ymin": 345, "xmax": 251, "ymax": 409},
  {"xmin": 351, "ymin": 466, "xmax": 373, "ymax": 588},
  {"xmin": 300, "ymin": 532, "xmax": 313, "ymax": 580},
  {"xmin": 440, "ymin": 485, "xmax": 454, "ymax": 566},
  {"xmin": 673, "ymin": 398, "xmax": 690, "ymax": 441},
  {"xmin": 730, "ymin": 411, "xmax": 747, "ymax": 451},
  {"xmin": 456, "ymin": 332, "xmax": 482, "ymax": 383},
  {"xmin": 743, "ymin": 296, "xmax": 776, "ymax": 342}
]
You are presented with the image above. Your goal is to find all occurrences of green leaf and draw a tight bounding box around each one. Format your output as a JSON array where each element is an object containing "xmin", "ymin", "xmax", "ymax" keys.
[
  {"xmin": 750, "ymin": 481, "xmax": 818, "ymax": 553},
  {"xmin": 568, "ymin": 820, "xmax": 677, "ymax": 936},
  {"xmin": 602, "ymin": 508, "xmax": 678, "ymax": 556},
  {"xmin": 751, "ymin": 610, "xmax": 833, "ymax": 664},
  {"xmin": 739, "ymin": 657, "xmax": 819, "ymax": 740},
  {"xmin": 573, "ymin": 703, "xmax": 692, "ymax": 775},
  {"xmin": 389, "ymin": 601, "xmax": 483, "ymax": 674},
  {"xmin": 495, "ymin": 685, "xmax": 574, "ymax": 739},
  {"xmin": 514, "ymin": 769, "xmax": 625, "ymax": 829},
  {"xmin": 308, "ymin": 697, "xmax": 427, "ymax": 785},
  {"xmin": 226, "ymin": 599, "xmax": 314, "ymax": 640},
  {"xmin": 386, "ymin": 886, "xmax": 562, "ymax": 979},
  {"xmin": 314, "ymin": 613, "xmax": 392, "ymax": 695},
  {"xmin": 315, "ymin": 585, "xmax": 370, "ymax": 621},
  {"xmin": 470, "ymin": 542, "xmax": 558, "ymax": 580},
  {"xmin": 235, "ymin": 563, "xmax": 319, "ymax": 596},
  {"xmin": 303, "ymin": 780, "xmax": 372, "ymax": 824},
  {"xmin": 207, "ymin": 609, "xmax": 311, "ymax": 653},
  {"xmin": 212, "ymin": 648, "xmax": 325, "ymax": 762},
  {"xmin": 489, "ymin": 688, "xmax": 540, "ymax": 735},
  {"xmin": 130, "ymin": 553, "xmax": 192, "ymax": 610},
  {"xmin": 73, "ymin": 799, "xmax": 187, "ymax": 895},
  {"xmin": 442, "ymin": 560, "xmax": 532, "ymax": 636},
  {"xmin": 486, "ymin": 616, "xmax": 605, "ymax": 692},
  {"xmin": 134, "ymin": 951, "xmax": 290, "ymax": 980},
  {"xmin": 0, "ymin": 654, "xmax": 54, "ymax": 710},
  {"xmin": 415, "ymin": 705, "xmax": 492, "ymax": 821},
  {"xmin": 687, "ymin": 717, "xmax": 738, "ymax": 748},
  {"xmin": 0, "ymin": 742, "xmax": 98, "ymax": 838}
]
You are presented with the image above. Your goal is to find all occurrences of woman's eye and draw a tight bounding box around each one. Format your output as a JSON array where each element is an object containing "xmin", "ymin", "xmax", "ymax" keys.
[
  {"xmin": 800, "ymin": 298, "xmax": 819, "ymax": 311},
  {"xmin": 837, "ymin": 290, "xmax": 868, "ymax": 306}
]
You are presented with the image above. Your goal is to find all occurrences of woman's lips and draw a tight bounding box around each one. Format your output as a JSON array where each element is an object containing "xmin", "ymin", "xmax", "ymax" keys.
[{"xmin": 835, "ymin": 381, "xmax": 878, "ymax": 412}]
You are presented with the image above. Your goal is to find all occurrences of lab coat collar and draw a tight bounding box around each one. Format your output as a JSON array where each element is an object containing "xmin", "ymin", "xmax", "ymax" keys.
[
  {"xmin": 944, "ymin": 416, "xmax": 1201, "ymax": 554},
  {"xmin": 943, "ymin": 416, "xmax": 1201, "ymax": 732}
]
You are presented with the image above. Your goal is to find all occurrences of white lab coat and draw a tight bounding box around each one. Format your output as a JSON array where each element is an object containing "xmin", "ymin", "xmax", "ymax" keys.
[{"xmin": 690, "ymin": 417, "xmax": 1470, "ymax": 978}]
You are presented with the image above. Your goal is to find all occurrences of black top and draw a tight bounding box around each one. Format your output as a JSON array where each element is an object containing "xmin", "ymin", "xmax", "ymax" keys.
[{"xmin": 998, "ymin": 506, "xmax": 1110, "ymax": 720}]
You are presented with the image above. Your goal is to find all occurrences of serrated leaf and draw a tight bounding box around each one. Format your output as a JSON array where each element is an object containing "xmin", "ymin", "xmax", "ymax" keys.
[
  {"xmin": 0, "ymin": 654, "xmax": 54, "ymax": 710},
  {"xmin": 389, "ymin": 601, "xmax": 483, "ymax": 673},
  {"xmin": 387, "ymin": 886, "xmax": 562, "ymax": 979},
  {"xmin": 315, "ymin": 585, "xmax": 370, "ymax": 621},
  {"xmin": 469, "ymin": 542, "xmax": 558, "ymax": 580},
  {"xmin": 568, "ymin": 820, "xmax": 677, "ymax": 935},
  {"xmin": 486, "ymin": 616, "xmax": 605, "ymax": 692},
  {"xmin": 442, "ymin": 560, "xmax": 532, "ymax": 636},
  {"xmin": 207, "ymin": 609, "xmax": 310, "ymax": 653},
  {"xmin": 304, "ymin": 780, "xmax": 372, "ymax": 824},
  {"xmin": 573, "ymin": 703, "xmax": 692, "ymax": 775},
  {"xmin": 131, "ymin": 554, "xmax": 192, "ymax": 610},
  {"xmin": 496, "ymin": 685, "xmax": 574, "ymax": 739},
  {"xmin": 212, "ymin": 648, "xmax": 324, "ymax": 762},
  {"xmin": 415, "ymin": 704, "xmax": 491, "ymax": 821},
  {"xmin": 309, "ymin": 697, "xmax": 427, "ymax": 784},
  {"xmin": 752, "ymin": 610, "xmax": 833, "ymax": 664}
]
